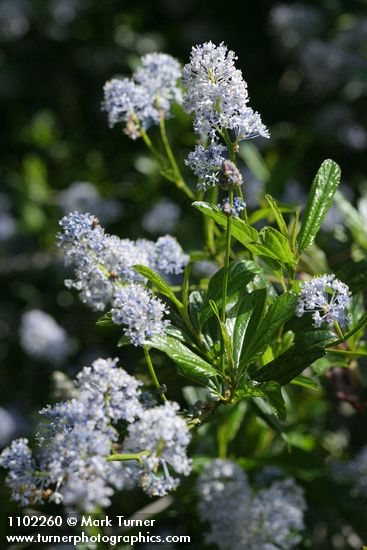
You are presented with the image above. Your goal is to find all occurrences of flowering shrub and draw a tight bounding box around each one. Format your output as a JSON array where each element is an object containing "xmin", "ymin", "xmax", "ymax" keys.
[{"xmin": 2, "ymin": 41, "xmax": 367, "ymax": 547}]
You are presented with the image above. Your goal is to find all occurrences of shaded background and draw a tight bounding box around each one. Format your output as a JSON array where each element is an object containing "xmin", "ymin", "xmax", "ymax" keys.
[{"xmin": 1, "ymin": 0, "xmax": 367, "ymax": 548}]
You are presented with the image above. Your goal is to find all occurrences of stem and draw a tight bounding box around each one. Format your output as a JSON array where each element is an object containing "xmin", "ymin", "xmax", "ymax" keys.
[
  {"xmin": 217, "ymin": 418, "xmax": 229, "ymax": 459},
  {"xmin": 328, "ymin": 312, "xmax": 367, "ymax": 347},
  {"xmin": 220, "ymin": 190, "xmax": 233, "ymax": 374},
  {"xmin": 132, "ymin": 115, "xmax": 162, "ymax": 164},
  {"xmin": 325, "ymin": 348, "xmax": 367, "ymax": 357},
  {"xmin": 143, "ymin": 345, "xmax": 167, "ymax": 403},
  {"xmin": 204, "ymin": 186, "xmax": 218, "ymax": 256},
  {"xmin": 107, "ymin": 451, "xmax": 150, "ymax": 464},
  {"xmin": 334, "ymin": 321, "xmax": 345, "ymax": 341},
  {"xmin": 159, "ymin": 115, "xmax": 195, "ymax": 200}
]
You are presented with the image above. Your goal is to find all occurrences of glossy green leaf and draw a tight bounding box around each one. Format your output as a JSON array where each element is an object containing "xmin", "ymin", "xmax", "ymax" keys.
[
  {"xmin": 235, "ymin": 379, "xmax": 285, "ymax": 419},
  {"xmin": 199, "ymin": 260, "xmax": 262, "ymax": 325},
  {"xmin": 239, "ymin": 291, "xmax": 297, "ymax": 369},
  {"xmin": 265, "ymin": 194, "xmax": 289, "ymax": 237},
  {"xmin": 133, "ymin": 264, "xmax": 182, "ymax": 309},
  {"xmin": 249, "ymin": 399, "xmax": 288, "ymax": 441},
  {"xmin": 227, "ymin": 289, "xmax": 267, "ymax": 368},
  {"xmin": 297, "ymin": 159, "xmax": 341, "ymax": 253},
  {"xmin": 96, "ymin": 311, "xmax": 113, "ymax": 327},
  {"xmin": 290, "ymin": 375, "xmax": 320, "ymax": 391},
  {"xmin": 253, "ymin": 329, "xmax": 334, "ymax": 385},
  {"xmin": 148, "ymin": 334, "xmax": 220, "ymax": 385},
  {"xmin": 117, "ymin": 335, "xmax": 131, "ymax": 347},
  {"xmin": 192, "ymin": 202, "xmax": 259, "ymax": 251},
  {"xmin": 257, "ymin": 226, "xmax": 297, "ymax": 268},
  {"xmin": 193, "ymin": 202, "xmax": 296, "ymax": 269}
]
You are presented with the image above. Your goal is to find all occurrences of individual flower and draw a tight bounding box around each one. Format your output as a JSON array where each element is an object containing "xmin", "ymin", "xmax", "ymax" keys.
[
  {"xmin": 296, "ymin": 274, "xmax": 351, "ymax": 328},
  {"xmin": 219, "ymin": 196, "xmax": 246, "ymax": 218},
  {"xmin": 182, "ymin": 41, "xmax": 269, "ymax": 141},
  {"xmin": 142, "ymin": 199, "xmax": 181, "ymax": 234},
  {"xmin": 111, "ymin": 284, "xmax": 169, "ymax": 346},
  {"xmin": 19, "ymin": 309, "xmax": 71, "ymax": 363},
  {"xmin": 197, "ymin": 459, "xmax": 306, "ymax": 550},
  {"xmin": 122, "ymin": 402, "xmax": 192, "ymax": 497},
  {"xmin": 102, "ymin": 52, "xmax": 182, "ymax": 135}
]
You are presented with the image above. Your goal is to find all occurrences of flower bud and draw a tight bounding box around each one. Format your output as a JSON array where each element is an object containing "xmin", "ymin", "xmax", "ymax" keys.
[{"xmin": 218, "ymin": 160, "xmax": 243, "ymax": 190}]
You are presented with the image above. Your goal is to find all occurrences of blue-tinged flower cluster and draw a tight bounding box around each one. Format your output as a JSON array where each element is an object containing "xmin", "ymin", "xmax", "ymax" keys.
[
  {"xmin": 197, "ymin": 459, "xmax": 306, "ymax": 550},
  {"xmin": 102, "ymin": 53, "xmax": 182, "ymax": 136},
  {"xmin": 183, "ymin": 42, "xmax": 269, "ymax": 189},
  {"xmin": 183, "ymin": 42, "xmax": 269, "ymax": 140},
  {"xmin": 296, "ymin": 274, "xmax": 351, "ymax": 328},
  {"xmin": 112, "ymin": 284, "xmax": 169, "ymax": 346},
  {"xmin": 121, "ymin": 402, "xmax": 192, "ymax": 497},
  {"xmin": 57, "ymin": 212, "xmax": 188, "ymax": 345},
  {"xmin": 185, "ymin": 142, "xmax": 226, "ymax": 190},
  {"xmin": 0, "ymin": 358, "xmax": 192, "ymax": 509},
  {"xmin": 219, "ymin": 196, "xmax": 246, "ymax": 218},
  {"xmin": 154, "ymin": 235, "xmax": 189, "ymax": 275},
  {"xmin": 19, "ymin": 309, "xmax": 71, "ymax": 363},
  {"xmin": 0, "ymin": 438, "xmax": 39, "ymax": 506}
]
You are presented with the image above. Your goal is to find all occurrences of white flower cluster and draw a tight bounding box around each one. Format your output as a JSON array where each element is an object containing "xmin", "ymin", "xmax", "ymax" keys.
[
  {"xmin": 0, "ymin": 358, "xmax": 192, "ymax": 510},
  {"xmin": 112, "ymin": 284, "xmax": 169, "ymax": 346},
  {"xmin": 197, "ymin": 459, "xmax": 306, "ymax": 550},
  {"xmin": 296, "ymin": 274, "xmax": 351, "ymax": 328},
  {"xmin": 183, "ymin": 42, "xmax": 269, "ymax": 189},
  {"xmin": 102, "ymin": 53, "xmax": 182, "ymax": 136},
  {"xmin": 121, "ymin": 402, "xmax": 192, "ymax": 497},
  {"xmin": 183, "ymin": 42, "xmax": 269, "ymax": 140},
  {"xmin": 57, "ymin": 211, "xmax": 188, "ymax": 346},
  {"xmin": 19, "ymin": 309, "xmax": 71, "ymax": 363}
]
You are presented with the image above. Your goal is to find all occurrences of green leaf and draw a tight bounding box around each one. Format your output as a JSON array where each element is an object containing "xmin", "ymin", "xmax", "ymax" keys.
[
  {"xmin": 193, "ymin": 202, "xmax": 296, "ymax": 269},
  {"xmin": 117, "ymin": 335, "xmax": 131, "ymax": 347},
  {"xmin": 297, "ymin": 159, "xmax": 341, "ymax": 253},
  {"xmin": 148, "ymin": 334, "xmax": 220, "ymax": 385},
  {"xmin": 337, "ymin": 260, "xmax": 367, "ymax": 293},
  {"xmin": 133, "ymin": 264, "xmax": 182, "ymax": 310},
  {"xmin": 239, "ymin": 142, "xmax": 270, "ymax": 184},
  {"xmin": 248, "ymin": 398, "xmax": 288, "ymax": 441},
  {"xmin": 290, "ymin": 375, "xmax": 320, "ymax": 391},
  {"xmin": 227, "ymin": 289, "xmax": 267, "ymax": 368},
  {"xmin": 257, "ymin": 226, "xmax": 297, "ymax": 268},
  {"xmin": 235, "ymin": 377, "xmax": 286, "ymax": 420},
  {"xmin": 239, "ymin": 292, "xmax": 297, "ymax": 369},
  {"xmin": 253, "ymin": 329, "xmax": 334, "ymax": 385},
  {"xmin": 209, "ymin": 300, "xmax": 235, "ymax": 371},
  {"xmin": 199, "ymin": 260, "xmax": 262, "ymax": 325},
  {"xmin": 96, "ymin": 311, "xmax": 114, "ymax": 327},
  {"xmin": 262, "ymin": 381, "xmax": 286, "ymax": 420},
  {"xmin": 192, "ymin": 202, "xmax": 259, "ymax": 251},
  {"xmin": 265, "ymin": 194, "xmax": 289, "ymax": 237}
]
